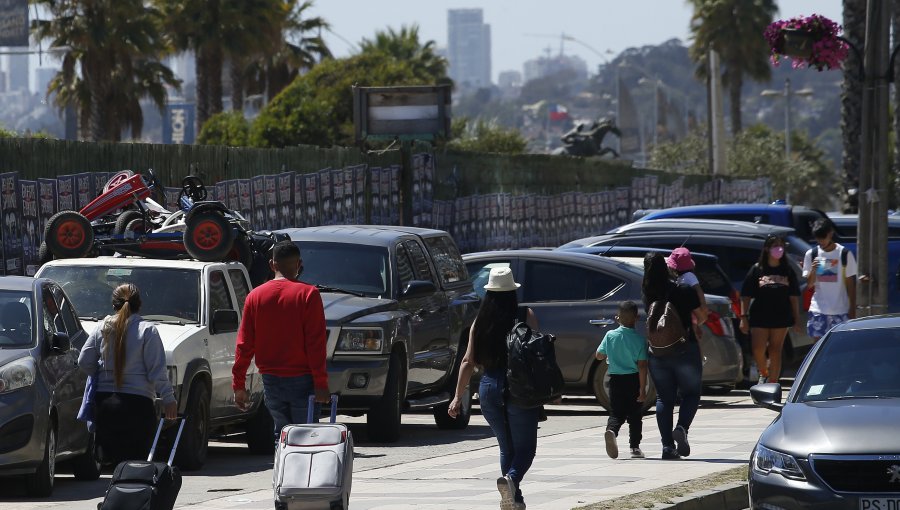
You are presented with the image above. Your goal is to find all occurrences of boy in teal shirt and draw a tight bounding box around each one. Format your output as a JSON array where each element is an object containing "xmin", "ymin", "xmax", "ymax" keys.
[{"xmin": 595, "ymin": 301, "xmax": 648, "ymax": 459}]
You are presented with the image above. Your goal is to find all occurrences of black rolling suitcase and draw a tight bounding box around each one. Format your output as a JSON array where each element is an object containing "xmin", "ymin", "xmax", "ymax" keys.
[{"xmin": 98, "ymin": 417, "xmax": 186, "ymax": 510}]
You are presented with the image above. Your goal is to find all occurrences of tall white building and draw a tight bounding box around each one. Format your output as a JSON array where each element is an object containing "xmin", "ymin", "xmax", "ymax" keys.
[
  {"xmin": 35, "ymin": 67, "xmax": 56, "ymax": 97},
  {"xmin": 447, "ymin": 9, "xmax": 491, "ymax": 89},
  {"xmin": 6, "ymin": 54, "xmax": 29, "ymax": 92},
  {"xmin": 523, "ymin": 54, "xmax": 588, "ymax": 83}
]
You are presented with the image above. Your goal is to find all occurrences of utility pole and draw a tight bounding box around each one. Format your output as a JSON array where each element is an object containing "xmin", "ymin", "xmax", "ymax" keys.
[
  {"xmin": 857, "ymin": 0, "xmax": 891, "ymax": 317},
  {"xmin": 708, "ymin": 49, "xmax": 727, "ymax": 175},
  {"xmin": 784, "ymin": 79, "xmax": 792, "ymax": 159}
]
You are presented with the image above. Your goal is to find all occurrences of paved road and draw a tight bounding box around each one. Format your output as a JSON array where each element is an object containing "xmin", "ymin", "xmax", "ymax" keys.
[{"xmin": 0, "ymin": 391, "xmax": 774, "ymax": 510}]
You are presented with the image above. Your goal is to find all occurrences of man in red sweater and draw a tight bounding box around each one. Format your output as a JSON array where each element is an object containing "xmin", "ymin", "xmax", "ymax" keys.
[{"xmin": 233, "ymin": 241, "xmax": 329, "ymax": 441}]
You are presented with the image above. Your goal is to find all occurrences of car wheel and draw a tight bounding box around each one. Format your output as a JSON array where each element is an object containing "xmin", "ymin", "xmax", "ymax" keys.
[
  {"xmin": 591, "ymin": 362, "xmax": 656, "ymax": 413},
  {"xmin": 25, "ymin": 425, "xmax": 55, "ymax": 497},
  {"xmin": 183, "ymin": 211, "xmax": 234, "ymax": 262},
  {"xmin": 113, "ymin": 210, "xmax": 142, "ymax": 235},
  {"xmin": 45, "ymin": 211, "xmax": 94, "ymax": 259},
  {"xmin": 433, "ymin": 382, "xmax": 471, "ymax": 430},
  {"xmin": 366, "ymin": 353, "xmax": 403, "ymax": 443},
  {"xmin": 175, "ymin": 383, "xmax": 210, "ymax": 470},
  {"xmin": 71, "ymin": 431, "xmax": 101, "ymax": 481},
  {"xmin": 245, "ymin": 401, "xmax": 275, "ymax": 455}
]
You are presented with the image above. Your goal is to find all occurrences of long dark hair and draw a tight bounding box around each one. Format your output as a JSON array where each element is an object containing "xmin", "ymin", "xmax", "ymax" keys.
[
  {"xmin": 103, "ymin": 283, "xmax": 142, "ymax": 388},
  {"xmin": 757, "ymin": 235, "xmax": 787, "ymax": 268},
  {"xmin": 642, "ymin": 252, "xmax": 673, "ymax": 308},
  {"xmin": 472, "ymin": 290, "xmax": 518, "ymax": 370}
]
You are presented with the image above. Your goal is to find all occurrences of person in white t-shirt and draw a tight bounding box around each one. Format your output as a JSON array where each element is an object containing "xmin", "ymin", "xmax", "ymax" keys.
[{"xmin": 802, "ymin": 219, "xmax": 857, "ymax": 340}]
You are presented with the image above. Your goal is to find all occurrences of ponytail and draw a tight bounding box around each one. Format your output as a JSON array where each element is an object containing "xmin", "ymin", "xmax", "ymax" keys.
[{"xmin": 104, "ymin": 283, "xmax": 142, "ymax": 388}]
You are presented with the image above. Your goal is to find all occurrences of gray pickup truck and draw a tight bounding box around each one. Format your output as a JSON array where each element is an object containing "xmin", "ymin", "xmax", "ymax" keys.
[{"xmin": 279, "ymin": 226, "xmax": 480, "ymax": 442}]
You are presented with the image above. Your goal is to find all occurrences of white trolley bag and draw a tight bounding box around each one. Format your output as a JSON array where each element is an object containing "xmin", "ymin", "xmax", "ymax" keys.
[{"xmin": 273, "ymin": 394, "xmax": 353, "ymax": 510}]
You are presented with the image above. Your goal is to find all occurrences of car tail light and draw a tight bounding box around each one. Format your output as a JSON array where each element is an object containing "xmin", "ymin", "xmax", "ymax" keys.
[
  {"xmin": 729, "ymin": 289, "xmax": 742, "ymax": 317},
  {"xmin": 705, "ymin": 311, "xmax": 726, "ymax": 336}
]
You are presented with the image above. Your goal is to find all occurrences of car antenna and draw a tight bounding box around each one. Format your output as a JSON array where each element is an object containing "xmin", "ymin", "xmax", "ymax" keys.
[
  {"xmin": 599, "ymin": 239, "xmax": 622, "ymax": 256},
  {"xmin": 680, "ymin": 234, "xmax": 693, "ymax": 248}
]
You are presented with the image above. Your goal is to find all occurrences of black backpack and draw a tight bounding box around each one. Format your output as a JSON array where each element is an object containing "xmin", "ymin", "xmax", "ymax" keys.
[{"xmin": 506, "ymin": 322, "xmax": 565, "ymax": 408}]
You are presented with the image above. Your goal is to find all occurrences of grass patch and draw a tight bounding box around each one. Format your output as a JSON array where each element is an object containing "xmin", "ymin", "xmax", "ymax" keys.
[{"xmin": 572, "ymin": 466, "xmax": 748, "ymax": 510}]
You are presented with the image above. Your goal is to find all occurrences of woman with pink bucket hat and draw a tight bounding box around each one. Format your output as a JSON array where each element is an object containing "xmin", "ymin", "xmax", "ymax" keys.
[
  {"xmin": 449, "ymin": 267, "xmax": 539, "ymax": 510},
  {"xmin": 666, "ymin": 247, "xmax": 707, "ymax": 339}
]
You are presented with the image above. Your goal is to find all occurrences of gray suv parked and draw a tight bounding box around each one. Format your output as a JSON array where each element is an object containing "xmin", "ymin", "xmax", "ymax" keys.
[{"xmin": 279, "ymin": 226, "xmax": 480, "ymax": 442}]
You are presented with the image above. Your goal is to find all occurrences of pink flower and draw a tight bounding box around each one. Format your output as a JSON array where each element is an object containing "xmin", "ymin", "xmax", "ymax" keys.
[{"xmin": 765, "ymin": 14, "xmax": 847, "ymax": 71}]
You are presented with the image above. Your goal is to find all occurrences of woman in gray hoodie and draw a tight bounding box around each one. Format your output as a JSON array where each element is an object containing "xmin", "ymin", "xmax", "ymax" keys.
[{"xmin": 78, "ymin": 283, "xmax": 177, "ymax": 464}]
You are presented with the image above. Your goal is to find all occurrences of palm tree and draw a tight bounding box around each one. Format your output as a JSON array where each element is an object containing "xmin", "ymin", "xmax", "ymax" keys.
[
  {"xmin": 359, "ymin": 24, "xmax": 449, "ymax": 83},
  {"xmin": 688, "ymin": 0, "xmax": 777, "ymax": 134},
  {"xmin": 239, "ymin": 1, "xmax": 332, "ymax": 107},
  {"xmin": 32, "ymin": 0, "xmax": 179, "ymax": 141}
]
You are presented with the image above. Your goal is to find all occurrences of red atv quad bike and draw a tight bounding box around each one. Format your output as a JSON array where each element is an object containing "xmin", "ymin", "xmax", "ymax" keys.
[{"xmin": 41, "ymin": 170, "xmax": 243, "ymax": 264}]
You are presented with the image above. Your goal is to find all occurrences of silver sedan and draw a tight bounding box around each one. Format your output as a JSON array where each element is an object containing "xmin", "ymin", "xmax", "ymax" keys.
[{"xmin": 463, "ymin": 249, "xmax": 743, "ymax": 411}]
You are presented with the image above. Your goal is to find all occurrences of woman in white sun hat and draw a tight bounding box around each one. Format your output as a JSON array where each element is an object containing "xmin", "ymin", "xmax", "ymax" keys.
[{"xmin": 449, "ymin": 267, "xmax": 538, "ymax": 510}]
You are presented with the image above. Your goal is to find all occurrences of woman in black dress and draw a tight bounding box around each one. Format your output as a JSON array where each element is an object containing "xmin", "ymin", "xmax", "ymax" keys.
[{"xmin": 739, "ymin": 235, "xmax": 802, "ymax": 385}]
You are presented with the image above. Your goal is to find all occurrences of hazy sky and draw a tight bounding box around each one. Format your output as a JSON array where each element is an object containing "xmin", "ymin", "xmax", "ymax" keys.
[{"xmin": 308, "ymin": 0, "xmax": 843, "ymax": 82}]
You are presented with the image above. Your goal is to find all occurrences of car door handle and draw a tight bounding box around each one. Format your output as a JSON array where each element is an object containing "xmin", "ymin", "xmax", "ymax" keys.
[{"xmin": 590, "ymin": 318, "xmax": 616, "ymax": 327}]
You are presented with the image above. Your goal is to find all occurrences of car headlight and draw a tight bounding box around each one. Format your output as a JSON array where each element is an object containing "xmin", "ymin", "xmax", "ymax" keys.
[
  {"xmin": 0, "ymin": 357, "xmax": 36, "ymax": 394},
  {"xmin": 752, "ymin": 444, "xmax": 806, "ymax": 480},
  {"xmin": 336, "ymin": 328, "xmax": 383, "ymax": 353}
]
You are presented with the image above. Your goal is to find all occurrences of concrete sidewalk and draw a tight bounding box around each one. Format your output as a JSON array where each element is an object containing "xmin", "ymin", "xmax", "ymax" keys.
[{"xmin": 192, "ymin": 395, "xmax": 772, "ymax": 510}]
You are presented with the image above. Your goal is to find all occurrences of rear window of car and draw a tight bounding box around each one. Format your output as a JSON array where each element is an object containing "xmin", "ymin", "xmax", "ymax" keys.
[{"xmin": 0, "ymin": 291, "xmax": 34, "ymax": 348}]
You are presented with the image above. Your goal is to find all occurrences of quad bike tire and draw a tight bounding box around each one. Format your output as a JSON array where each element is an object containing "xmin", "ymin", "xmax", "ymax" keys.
[
  {"xmin": 124, "ymin": 218, "xmax": 147, "ymax": 235},
  {"xmin": 113, "ymin": 210, "xmax": 143, "ymax": 235},
  {"xmin": 38, "ymin": 242, "xmax": 53, "ymax": 265},
  {"xmin": 44, "ymin": 211, "xmax": 94, "ymax": 259},
  {"xmin": 228, "ymin": 234, "xmax": 253, "ymax": 267},
  {"xmin": 183, "ymin": 211, "xmax": 234, "ymax": 262}
]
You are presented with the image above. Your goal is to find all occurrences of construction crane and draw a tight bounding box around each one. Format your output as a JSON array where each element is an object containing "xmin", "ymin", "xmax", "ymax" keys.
[{"xmin": 523, "ymin": 32, "xmax": 613, "ymax": 63}]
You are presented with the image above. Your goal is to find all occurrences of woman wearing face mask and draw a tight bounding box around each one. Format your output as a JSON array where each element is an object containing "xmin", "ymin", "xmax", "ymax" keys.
[{"xmin": 739, "ymin": 236, "xmax": 802, "ymax": 385}]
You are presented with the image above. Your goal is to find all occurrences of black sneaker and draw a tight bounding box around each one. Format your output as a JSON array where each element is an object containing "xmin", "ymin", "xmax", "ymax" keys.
[
  {"xmin": 661, "ymin": 446, "xmax": 681, "ymax": 460},
  {"xmin": 672, "ymin": 425, "xmax": 691, "ymax": 457}
]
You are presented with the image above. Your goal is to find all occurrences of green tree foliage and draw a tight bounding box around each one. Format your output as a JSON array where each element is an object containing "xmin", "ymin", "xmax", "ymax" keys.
[
  {"xmin": 235, "ymin": 1, "xmax": 331, "ymax": 112},
  {"xmin": 688, "ymin": 0, "xmax": 777, "ymax": 134},
  {"xmin": 250, "ymin": 53, "xmax": 427, "ymax": 148},
  {"xmin": 197, "ymin": 112, "xmax": 250, "ymax": 146},
  {"xmin": 359, "ymin": 24, "xmax": 449, "ymax": 83},
  {"xmin": 32, "ymin": 0, "xmax": 179, "ymax": 141},
  {"xmin": 446, "ymin": 118, "xmax": 527, "ymax": 154},
  {"xmin": 650, "ymin": 124, "xmax": 839, "ymax": 208}
]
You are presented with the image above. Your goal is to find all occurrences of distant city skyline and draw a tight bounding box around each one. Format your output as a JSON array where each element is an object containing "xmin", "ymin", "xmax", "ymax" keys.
[
  {"xmin": 310, "ymin": 0, "xmax": 842, "ymax": 83},
  {"xmin": 3, "ymin": 1, "xmax": 844, "ymax": 95}
]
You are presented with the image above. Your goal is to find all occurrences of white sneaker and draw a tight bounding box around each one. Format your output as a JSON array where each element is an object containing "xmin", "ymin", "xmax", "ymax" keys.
[
  {"xmin": 604, "ymin": 429, "xmax": 618, "ymax": 459},
  {"xmin": 758, "ymin": 374, "xmax": 768, "ymax": 385},
  {"xmin": 630, "ymin": 447, "xmax": 645, "ymax": 459},
  {"xmin": 497, "ymin": 475, "xmax": 516, "ymax": 510}
]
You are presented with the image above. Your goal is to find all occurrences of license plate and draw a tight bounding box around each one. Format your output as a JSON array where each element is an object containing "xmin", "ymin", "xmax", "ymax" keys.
[{"xmin": 860, "ymin": 498, "xmax": 900, "ymax": 510}]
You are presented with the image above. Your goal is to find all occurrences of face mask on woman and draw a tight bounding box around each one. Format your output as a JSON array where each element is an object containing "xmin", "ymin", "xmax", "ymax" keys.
[{"xmin": 769, "ymin": 246, "xmax": 785, "ymax": 259}]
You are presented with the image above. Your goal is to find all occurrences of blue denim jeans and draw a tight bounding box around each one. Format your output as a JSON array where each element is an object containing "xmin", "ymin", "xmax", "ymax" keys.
[
  {"xmin": 479, "ymin": 369, "xmax": 539, "ymax": 502},
  {"xmin": 648, "ymin": 341, "xmax": 703, "ymax": 448},
  {"xmin": 262, "ymin": 374, "xmax": 320, "ymax": 443}
]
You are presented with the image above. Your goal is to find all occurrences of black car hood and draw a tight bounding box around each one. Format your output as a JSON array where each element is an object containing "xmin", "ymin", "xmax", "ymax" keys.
[
  {"xmin": 760, "ymin": 399, "xmax": 900, "ymax": 455},
  {"xmin": 321, "ymin": 293, "xmax": 398, "ymax": 324}
]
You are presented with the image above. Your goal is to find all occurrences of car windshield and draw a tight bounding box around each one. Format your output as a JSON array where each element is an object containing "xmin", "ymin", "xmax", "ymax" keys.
[
  {"xmin": 295, "ymin": 242, "xmax": 389, "ymax": 297},
  {"xmin": 38, "ymin": 266, "xmax": 201, "ymax": 323},
  {"xmin": 0, "ymin": 291, "xmax": 34, "ymax": 348},
  {"xmin": 796, "ymin": 328, "xmax": 900, "ymax": 402}
]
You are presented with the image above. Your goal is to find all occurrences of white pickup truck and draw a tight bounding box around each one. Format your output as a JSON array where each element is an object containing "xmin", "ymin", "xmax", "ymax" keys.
[{"xmin": 34, "ymin": 257, "xmax": 271, "ymax": 470}]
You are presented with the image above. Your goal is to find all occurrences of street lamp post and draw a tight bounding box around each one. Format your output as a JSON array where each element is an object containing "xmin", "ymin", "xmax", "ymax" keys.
[{"xmin": 760, "ymin": 78, "xmax": 814, "ymax": 162}]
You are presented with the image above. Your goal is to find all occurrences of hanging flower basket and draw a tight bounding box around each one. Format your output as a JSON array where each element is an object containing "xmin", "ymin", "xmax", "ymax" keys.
[{"xmin": 765, "ymin": 14, "xmax": 849, "ymax": 71}]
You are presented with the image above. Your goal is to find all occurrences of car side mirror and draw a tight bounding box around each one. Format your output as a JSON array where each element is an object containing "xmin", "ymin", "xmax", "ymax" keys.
[
  {"xmin": 51, "ymin": 332, "xmax": 70, "ymax": 353},
  {"xmin": 211, "ymin": 309, "xmax": 239, "ymax": 334},
  {"xmin": 750, "ymin": 382, "xmax": 784, "ymax": 412},
  {"xmin": 401, "ymin": 280, "xmax": 436, "ymax": 299}
]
